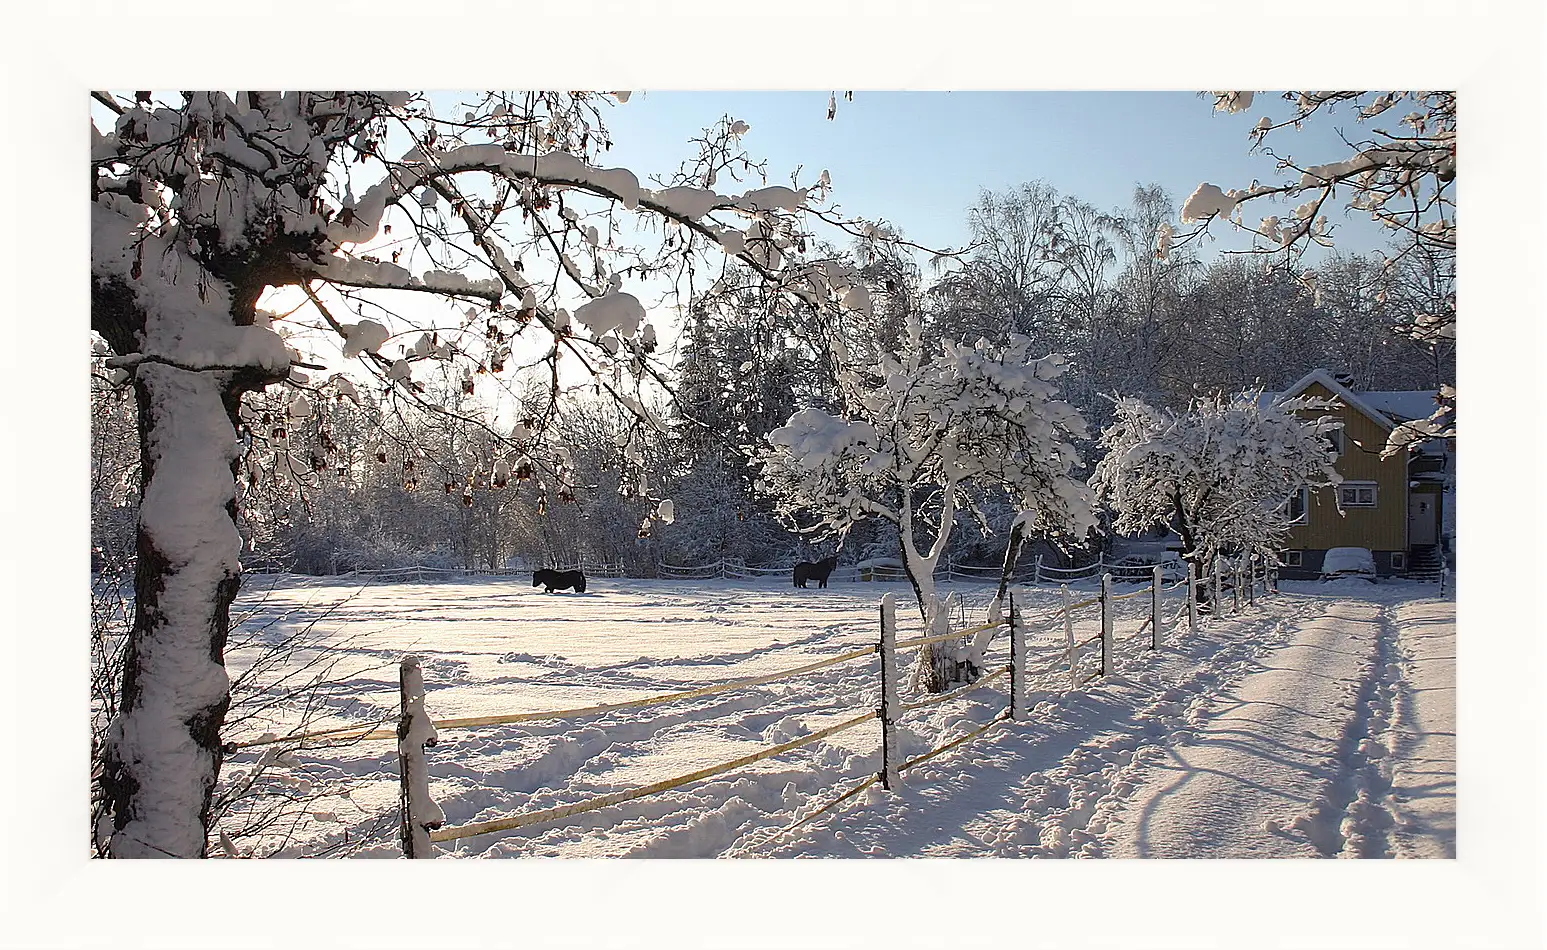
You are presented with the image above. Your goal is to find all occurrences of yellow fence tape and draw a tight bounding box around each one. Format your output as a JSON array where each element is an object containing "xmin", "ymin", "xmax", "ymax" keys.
[
  {"xmin": 900, "ymin": 665, "xmax": 1011, "ymax": 712},
  {"xmin": 749, "ymin": 772, "xmax": 883, "ymax": 850},
  {"xmin": 430, "ymin": 710, "xmax": 878, "ymax": 842},
  {"xmin": 230, "ymin": 615, "xmax": 1023, "ymax": 753},
  {"xmin": 898, "ymin": 711, "xmax": 1010, "ymax": 773},
  {"xmin": 428, "ymin": 645, "xmax": 876, "ymax": 732},
  {"xmin": 228, "ymin": 644, "xmax": 876, "ymax": 750},
  {"xmin": 1105, "ymin": 586, "xmax": 1151, "ymax": 603},
  {"xmin": 224, "ymin": 720, "xmax": 397, "ymax": 750},
  {"xmin": 895, "ymin": 620, "xmax": 1003, "ymax": 651}
]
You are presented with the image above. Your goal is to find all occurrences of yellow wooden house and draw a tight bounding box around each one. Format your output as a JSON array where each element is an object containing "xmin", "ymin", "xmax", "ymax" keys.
[{"xmin": 1272, "ymin": 369, "xmax": 1451, "ymax": 578}]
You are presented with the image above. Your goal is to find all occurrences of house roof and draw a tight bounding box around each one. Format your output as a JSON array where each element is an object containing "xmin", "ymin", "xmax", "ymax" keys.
[
  {"xmin": 1267, "ymin": 370, "xmax": 1450, "ymax": 457},
  {"xmin": 1271, "ymin": 369, "xmax": 1405, "ymax": 431}
]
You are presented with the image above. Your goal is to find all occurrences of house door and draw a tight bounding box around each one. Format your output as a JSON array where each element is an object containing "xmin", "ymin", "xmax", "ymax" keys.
[{"xmin": 1408, "ymin": 493, "xmax": 1438, "ymax": 546}]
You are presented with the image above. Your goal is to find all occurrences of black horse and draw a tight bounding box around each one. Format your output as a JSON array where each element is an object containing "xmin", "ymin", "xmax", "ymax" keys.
[
  {"xmin": 793, "ymin": 556, "xmax": 838, "ymax": 589},
  {"xmin": 533, "ymin": 568, "xmax": 587, "ymax": 593}
]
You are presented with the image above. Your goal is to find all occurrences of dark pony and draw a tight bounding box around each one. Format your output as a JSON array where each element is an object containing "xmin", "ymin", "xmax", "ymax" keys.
[
  {"xmin": 533, "ymin": 568, "xmax": 587, "ymax": 593},
  {"xmin": 793, "ymin": 556, "xmax": 838, "ymax": 589}
]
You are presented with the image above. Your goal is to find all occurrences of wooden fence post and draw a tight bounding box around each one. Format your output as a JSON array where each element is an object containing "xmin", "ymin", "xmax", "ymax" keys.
[
  {"xmin": 1100, "ymin": 572, "xmax": 1114, "ymax": 677},
  {"xmin": 1060, "ymin": 584, "xmax": 1076, "ymax": 689},
  {"xmin": 878, "ymin": 594, "xmax": 901, "ymax": 790},
  {"xmin": 1151, "ymin": 563, "xmax": 1163, "ymax": 650},
  {"xmin": 1008, "ymin": 591, "xmax": 1027, "ymax": 720},
  {"xmin": 1232, "ymin": 562, "xmax": 1242, "ymax": 613},
  {"xmin": 398, "ymin": 656, "xmax": 443, "ymax": 858},
  {"xmin": 1247, "ymin": 555, "xmax": 1256, "ymax": 606},
  {"xmin": 1187, "ymin": 561, "xmax": 1199, "ymax": 634},
  {"xmin": 1033, "ymin": 554, "xmax": 1043, "ymax": 586}
]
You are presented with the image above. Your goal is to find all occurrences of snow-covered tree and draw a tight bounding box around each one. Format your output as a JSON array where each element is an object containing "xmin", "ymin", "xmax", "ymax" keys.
[
  {"xmin": 1089, "ymin": 390, "xmax": 1342, "ymax": 577},
  {"xmin": 1171, "ymin": 91, "xmax": 1456, "ymax": 454},
  {"xmin": 760, "ymin": 313, "xmax": 1096, "ymax": 692},
  {"xmin": 1104, "ymin": 185, "xmax": 1201, "ymax": 408},
  {"xmin": 1175, "ymin": 92, "xmax": 1454, "ymax": 291},
  {"xmin": 90, "ymin": 89, "xmax": 890, "ymax": 857}
]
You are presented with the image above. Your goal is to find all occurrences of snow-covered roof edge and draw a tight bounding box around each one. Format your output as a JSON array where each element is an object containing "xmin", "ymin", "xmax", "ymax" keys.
[
  {"xmin": 1271, "ymin": 368, "xmax": 1400, "ymax": 432},
  {"xmin": 1361, "ymin": 391, "xmax": 1444, "ymax": 424}
]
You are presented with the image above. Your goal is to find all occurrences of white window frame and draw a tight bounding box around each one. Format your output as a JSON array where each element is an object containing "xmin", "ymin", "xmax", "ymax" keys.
[
  {"xmin": 1339, "ymin": 481, "xmax": 1378, "ymax": 508},
  {"xmin": 1285, "ymin": 487, "xmax": 1310, "ymax": 525},
  {"xmin": 1326, "ymin": 429, "xmax": 1345, "ymax": 457},
  {"xmin": 1390, "ymin": 551, "xmax": 1406, "ymax": 571},
  {"xmin": 1283, "ymin": 550, "xmax": 1303, "ymax": 568}
]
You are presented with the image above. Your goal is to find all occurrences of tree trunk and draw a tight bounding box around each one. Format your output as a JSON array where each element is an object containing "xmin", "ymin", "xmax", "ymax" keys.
[
  {"xmin": 1170, "ymin": 489, "xmax": 1209, "ymax": 613},
  {"xmin": 99, "ymin": 366, "xmax": 250, "ymax": 858},
  {"xmin": 900, "ymin": 485, "xmax": 960, "ymax": 693},
  {"xmin": 993, "ymin": 519, "xmax": 1029, "ymax": 604}
]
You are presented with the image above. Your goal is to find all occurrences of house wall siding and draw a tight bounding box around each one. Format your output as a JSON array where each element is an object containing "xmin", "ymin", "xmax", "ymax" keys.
[{"xmin": 1286, "ymin": 382, "xmax": 1408, "ymax": 553}]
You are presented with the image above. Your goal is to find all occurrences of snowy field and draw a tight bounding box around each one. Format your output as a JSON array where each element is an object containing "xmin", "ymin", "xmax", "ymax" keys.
[{"xmin": 219, "ymin": 573, "xmax": 1455, "ymax": 860}]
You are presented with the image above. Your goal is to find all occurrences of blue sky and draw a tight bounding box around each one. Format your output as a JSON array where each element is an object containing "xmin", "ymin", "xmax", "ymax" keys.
[{"xmin": 587, "ymin": 90, "xmax": 1395, "ymax": 262}]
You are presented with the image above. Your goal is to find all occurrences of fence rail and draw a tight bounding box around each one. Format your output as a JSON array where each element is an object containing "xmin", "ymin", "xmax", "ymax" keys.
[
  {"xmin": 227, "ymin": 552, "xmax": 1286, "ymax": 856},
  {"xmin": 429, "ymin": 710, "xmax": 879, "ymax": 844},
  {"xmin": 244, "ymin": 552, "xmax": 1457, "ymax": 593},
  {"xmin": 228, "ymin": 643, "xmax": 878, "ymax": 752},
  {"xmin": 399, "ymin": 595, "xmax": 1030, "ymax": 855},
  {"xmin": 244, "ymin": 552, "xmax": 1208, "ymax": 588}
]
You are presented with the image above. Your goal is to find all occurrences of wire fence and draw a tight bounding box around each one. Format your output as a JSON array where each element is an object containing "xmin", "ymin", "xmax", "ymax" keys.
[
  {"xmin": 246, "ymin": 549, "xmax": 1454, "ymax": 595},
  {"xmin": 223, "ymin": 552, "xmax": 1289, "ymax": 857}
]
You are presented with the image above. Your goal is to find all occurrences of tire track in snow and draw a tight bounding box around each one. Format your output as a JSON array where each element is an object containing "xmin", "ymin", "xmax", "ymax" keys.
[
  {"xmin": 1097, "ymin": 594, "xmax": 1384, "ymax": 857},
  {"xmin": 1379, "ymin": 596, "xmax": 1456, "ymax": 857},
  {"xmin": 756, "ymin": 597, "xmax": 1323, "ymax": 857},
  {"xmin": 1323, "ymin": 598, "xmax": 1403, "ymax": 857},
  {"xmin": 982, "ymin": 612, "xmax": 1307, "ymax": 857}
]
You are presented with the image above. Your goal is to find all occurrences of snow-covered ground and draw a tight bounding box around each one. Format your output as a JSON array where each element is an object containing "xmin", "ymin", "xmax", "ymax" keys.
[{"xmin": 218, "ymin": 572, "xmax": 1454, "ymax": 862}]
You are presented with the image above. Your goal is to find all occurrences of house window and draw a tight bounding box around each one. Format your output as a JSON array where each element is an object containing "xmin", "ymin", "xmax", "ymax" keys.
[
  {"xmin": 1285, "ymin": 487, "xmax": 1309, "ymax": 524},
  {"xmin": 1390, "ymin": 552, "xmax": 1406, "ymax": 571},
  {"xmin": 1339, "ymin": 482, "xmax": 1378, "ymax": 508},
  {"xmin": 1326, "ymin": 429, "xmax": 1345, "ymax": 457},
  {"xmin": 1283, "ymin": 550, "xmax": 1303, "ymax": 567}
]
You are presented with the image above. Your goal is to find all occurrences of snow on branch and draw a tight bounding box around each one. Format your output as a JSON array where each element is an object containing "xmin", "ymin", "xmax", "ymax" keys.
[
  {"xmin": 1382, "ymin": 385, "xmax": 1455, "ymax": 459},
  {"xmin": 761, "ymin": 327, "xmax": 1095, "ymax": 694},
  {"xmin": 326, "ymin": 144, "xmax": 817, "ymax": 250},
  {"xmin": 301, "ymin": 253, "xmax": 504, "ymax": 302},
  {"xmin": 1169, "ymin": 92, "xmax": 1456, "ymax": 346}
]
